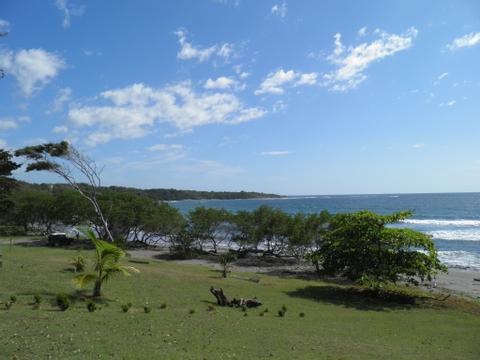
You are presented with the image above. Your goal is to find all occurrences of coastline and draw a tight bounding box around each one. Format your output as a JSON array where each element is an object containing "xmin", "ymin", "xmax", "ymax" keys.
[{"xmin": 126, "ymin": 248, "xmax": 480, "ymax": 300}]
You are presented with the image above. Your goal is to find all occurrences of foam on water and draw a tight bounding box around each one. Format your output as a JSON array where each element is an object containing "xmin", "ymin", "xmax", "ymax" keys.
[
  {"xmin": 438, "ymin": 251, "xmax": 480, "ymax": 270},
  {"xmin": 403, "ymin": 219, "xmax": 480, "ymax": 227},
  {"xmin": 427, "ymin": 230, "xmax": 480, "ymax": 241}
]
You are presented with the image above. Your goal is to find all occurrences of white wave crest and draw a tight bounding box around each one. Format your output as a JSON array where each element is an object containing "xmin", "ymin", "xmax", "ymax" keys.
[
  {"xmin": 402, "ymin": 219, "xmax": 480, "ymax": 227},
  {"xmin": 427, "ymin": 230, "xmax": 480, "ymax": 241},
  {"xmin": 438, "ymin": 250, "xmax": 480, "ymax": 270}
]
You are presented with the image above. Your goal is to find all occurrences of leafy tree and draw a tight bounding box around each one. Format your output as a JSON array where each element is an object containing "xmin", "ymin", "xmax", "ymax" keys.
[
  {"xmin": 10, "ymin": 190, "xmax": 58, "ymax": 233},
  {"xmin": 15, "ymin": 142, "xmax": 115, "ymax": 242},
  {"xmin": 321, "ymin": 211, "xmax": 447, "ymax": 287},
  {"xmin": 188, "ymin": 207, "xmax": 233, "ymax": 253},
  {"xmin": 252, "ymin": 205, "xmax": 291, "ymax": 256},
  {"xmin": 74, "ymin": 230, "xmax": 139, "ymax": 297},
  {"xmin": 0, "ymin": 149, "xmax": 20, "ymax": 222},
  {"xmin": 231, "ymin": 210, "xmax": 257, "ymax": 253},
  {"xmin": 141, "ymin": 202, "xmax": 185, "ymax": 246}
]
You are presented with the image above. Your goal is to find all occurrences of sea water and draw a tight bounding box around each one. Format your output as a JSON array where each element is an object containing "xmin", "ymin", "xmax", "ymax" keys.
[{"xmin": 172, "ymin": 193, "xmax": 480, "ymax": 271}]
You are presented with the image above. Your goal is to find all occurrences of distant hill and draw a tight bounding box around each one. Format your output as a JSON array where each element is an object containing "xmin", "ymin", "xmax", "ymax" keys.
[{"xmin": 17, "ymin": 182, "xmax": 282, "ymax": 201}]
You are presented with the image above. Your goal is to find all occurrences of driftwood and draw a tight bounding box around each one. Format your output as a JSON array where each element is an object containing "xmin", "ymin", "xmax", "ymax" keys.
[{"xmin": 209, "ymin": 286, "xmax": 262, "ymax": 308}]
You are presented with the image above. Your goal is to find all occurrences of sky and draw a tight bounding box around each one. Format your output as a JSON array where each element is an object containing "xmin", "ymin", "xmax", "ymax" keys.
[{"xmin": 1, "ymin": 0, "xmax": 480, "ymax": 195}]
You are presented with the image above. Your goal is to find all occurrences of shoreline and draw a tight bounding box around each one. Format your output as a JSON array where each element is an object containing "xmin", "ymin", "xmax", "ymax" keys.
[{"xmin": 126, "ymin": 248, "xmax": 480, "ymax": 300}]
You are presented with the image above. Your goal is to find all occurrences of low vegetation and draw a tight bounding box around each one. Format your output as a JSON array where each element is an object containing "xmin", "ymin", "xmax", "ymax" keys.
[{"xmin": 0, "ymin": 243, "xmax": 479, "ymax": 359}]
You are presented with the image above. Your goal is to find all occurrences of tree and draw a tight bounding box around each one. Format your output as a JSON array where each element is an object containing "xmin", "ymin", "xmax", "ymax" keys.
[
  {"xmin": 188, "ymin": 207, "xmax": 233, "ymax": 253},
  {"xmin": 141, "ymin": 202, "xmax": 185, "ymax": 246},
  {"xmin": 0, "ymin": 149, "xmax": 20, "ymax": 222},
  {"xmin": 252, "ymin": 205, "xmax": 291, "ymax": 256},
  {"xmin": 15, "ymin": 142, "xmax": 115, "ymax": 242},
  {"xmin": 320, "ymin": 211, "xmax": 447, "ymax": 287},
  {"xmin": 74, "ymin": 230, "xmax": 139, "ymax": 297}
]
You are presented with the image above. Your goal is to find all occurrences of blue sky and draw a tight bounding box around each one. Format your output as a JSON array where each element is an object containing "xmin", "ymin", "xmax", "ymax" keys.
[{"xmin": 1, "ymin": 0, "xmax": 480, "ymax": 195}]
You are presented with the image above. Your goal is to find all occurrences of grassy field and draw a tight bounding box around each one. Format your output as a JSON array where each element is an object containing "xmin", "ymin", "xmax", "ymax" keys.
[{"xmin": 1, "ymin": 238, "xmax": 479, "ymax": 359}]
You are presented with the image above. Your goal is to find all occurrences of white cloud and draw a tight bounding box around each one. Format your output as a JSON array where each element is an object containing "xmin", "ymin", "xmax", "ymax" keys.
[
  {"xmin": 83, "ymin": 49, "xmax": 102, "ymax": 57},
  {"xmin": 447, "ymin": 32, "xmax": 480, "ymax": 50},
  {"xmin": 0, "ymin": 48, "xmax": 65, "ymax": 96},
  {"xmin": 0, "ymin": 115, "xmax": 30, "ymax": 131},
  {"xmin": 0, "ymin": 139, "xmax": 6, "ymax": 148},
  {"xmin": 53, "ymin": 125, "xmax": 69, "ymax": 134},
  {"xmin": 175, "ymin": 29, "xmax": 235, "ymax": 63},
  {"xmin": 437, "ymin": 72, "xmax": 448, "ymax": 81},
  {"xmin": 67, "ymin": 82, "xmax": 266, "ymax": 146},
  {"xmin": 174, "ymin": 159, "xmax": 243, "ymax": 177},
  {"xmin": 148, "ymin": 143, "xmax": 184, "ymax": 152},
  {"xmin": 255, "ymin": 69, "xmax": 318, "ymax": 95},
  {"xmin": 49, "ymin": 87, "xmax": 72, "ymax": 113},
  {"xmin": 261, "ymin": 150, "xmax": 290, "ymax": 156},
  {"xmin": 357, "ymin": 27, "xmax": 367, "ymax": 37},
  {"xmin": 55, "ymin": 0, "xmax": 85, "ymax": 29},
  {"xmin": 323, "ymin": 27, "xmax": 418, "ymax": 92},
  {"xmin": 271, "ymin": 2, "xmax": 287, "ymax": 18},
  {"xmin": 439, "ymin": 100, "xmax": 456, "ymax": 107},
  {"xmin": 0, "ymin": 118, "xmax": 18, "ymax": 130},
  {"xmin": 412, "ymin": 143, "xmax": 425, "ymax": 149},
  {"xmin": 0, "ymin": 19, "xmax": 10, "ymax": 32},
  {"xmin": 204, "ymin": 76, "xmax": 236, "ymax": 89}
]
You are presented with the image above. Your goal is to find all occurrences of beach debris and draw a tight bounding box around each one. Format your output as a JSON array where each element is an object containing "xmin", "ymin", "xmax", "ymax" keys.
[{"xmin": 209, "ymin": 286, "xmax": 262, "ymax": 308}]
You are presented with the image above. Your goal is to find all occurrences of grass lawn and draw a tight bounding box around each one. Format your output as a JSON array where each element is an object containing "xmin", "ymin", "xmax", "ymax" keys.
[{"xmin": 0, "ymin": 239, "xmax": 479, "ymax": 360}]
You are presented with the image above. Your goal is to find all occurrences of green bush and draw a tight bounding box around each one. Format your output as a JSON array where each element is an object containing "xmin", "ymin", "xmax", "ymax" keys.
[
  {"xmin": 143, "ymin": 305, "xmax": 151, "ymax": 314},
  {"xmin": 121, "ymin": 303, "xmax": 132, "ymax": 313},
  {"xmin": 160, "ymin": 303, "xmax": 167, "ymax": 309},
  {"xmin": 299, "ymin": 312, "xmax": 305, "ymax": 318},
  {"xmin": 55, "ymin": 293, "xmax": 70, "ymax": 311},
  {"xmin": 33, "ymin": 295, "xmax": 42, "ymax": 305},
  {"xmin": 189, "ymin": 309, "xmax": 195, "ymax": 314},
  {"xmin": 10, "ymin": 295, "xmax": 17, "ymax": 303},
  {"xmin": 87, "ymin": 301, "xmax": 97, "ymax": 312},
  {"xmin": 71, "ymin": 253, "xmax": 86, "ymax": 273}
]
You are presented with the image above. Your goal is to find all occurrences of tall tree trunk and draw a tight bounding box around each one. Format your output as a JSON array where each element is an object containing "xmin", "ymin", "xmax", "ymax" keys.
[{"xmin": 93, "ymin": 279, "xmax": 102, "ymax": 297}]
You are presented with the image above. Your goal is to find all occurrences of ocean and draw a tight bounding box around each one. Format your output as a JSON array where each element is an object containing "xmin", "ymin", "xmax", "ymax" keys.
[{"xmin": 171, "ymin": 192, "xmax": 480, "ymax": 272}]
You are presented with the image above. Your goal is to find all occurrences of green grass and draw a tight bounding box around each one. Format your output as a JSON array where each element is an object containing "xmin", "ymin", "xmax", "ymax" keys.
[{"xmin": 0, "ymin": 240, "xmax": 479, "ymax": 359}]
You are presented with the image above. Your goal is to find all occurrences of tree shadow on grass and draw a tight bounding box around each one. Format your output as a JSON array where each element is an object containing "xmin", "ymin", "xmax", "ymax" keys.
[{"xmin": 285, "ymin": 285, "xmax": 418, "ymax": 312}]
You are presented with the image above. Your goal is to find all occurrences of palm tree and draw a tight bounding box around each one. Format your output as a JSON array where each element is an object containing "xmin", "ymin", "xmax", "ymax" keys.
[{"xmin": 74, "ymin": 230, "xmax": 139, "ymax": 297}]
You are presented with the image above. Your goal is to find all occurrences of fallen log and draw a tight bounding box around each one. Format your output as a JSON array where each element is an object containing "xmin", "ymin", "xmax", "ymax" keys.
[{"xmin": 209, "ymin": 286, "xmax": 262, "ymax": 308}]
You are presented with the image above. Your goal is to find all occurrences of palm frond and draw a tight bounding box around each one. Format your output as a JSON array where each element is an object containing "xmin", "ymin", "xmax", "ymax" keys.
[{"xmin": 73, "ymin": 273, "xmax": 98, "ymax": 288}]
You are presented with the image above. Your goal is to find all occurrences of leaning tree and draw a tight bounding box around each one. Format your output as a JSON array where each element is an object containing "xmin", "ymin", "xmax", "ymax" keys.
[
  {"xmin": 0, "ymin": 149, "xmax": 20, "ymax": 220},
  {"xmin": 15, "ymin": 141, "xmax": 115, "ymax": 242}
]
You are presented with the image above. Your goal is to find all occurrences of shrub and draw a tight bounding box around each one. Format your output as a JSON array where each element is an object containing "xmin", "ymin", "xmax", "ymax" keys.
[
  {"xmin": 4, "ymin": 301, "xmax": 12, "ymax": 310},
  {"xmin": 71, "ymin": 253, "xmax": 86, "ymax": 273},
  {"xmin": 144, "ymin": 306, "xmax": 151, "ymax": 314},
  {"xmin": 10, "ymin": 295, "xmax": 17, "ymax": 303},
  {"xmin": 281, "ymin": 305, "xmax": 287, "ymax": 313},
  {"xmin": 87, "ymin": 301, "xmax": 97, "ymax": 312},
  {"xmin": 299, "ymin": 312, "xmax": 305, "ymax": 318},
  {"xmin": 278, "ymin": 310, "xmax": 285, "ymax": 317},
  {"xmin": 264, "ymin": 307, "xmax": 269, "ymax": 313},
  {"xmin": 56, "ymin": 293, "xmax": 70, "ymax": 311},
  {"xmin": 189, "ymin": 309, "xmax": 195, "ymax": 314},
  {"xmin": 259, "ymin": 312, "xmax": 265, "ymax": 316},
  {"xmin": 33, "ymin": 295, "xmax": 42, "ymax": 305},
  {"xmin": 243, "ymin": 312, "xmax": 248, "ymax": 317},
  {"xmin": 121, "ymin": 303, "xmax": 132, "ymax": 313},
  {"xmin": 160, "ymin": 303, "xmax": 167, "ymax": 309}
]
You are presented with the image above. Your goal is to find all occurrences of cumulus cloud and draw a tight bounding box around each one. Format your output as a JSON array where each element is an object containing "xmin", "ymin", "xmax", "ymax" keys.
[
  {"xmin": 447, "ymin": 32, "xmax": 480, "ymax": 50},
  {"xmin": 0, "ymin": 116, "xmax": 30, "ymax": 131},
  {"xmin": 261, "ymin": 150, "xmax": 290, "ymax": 156},
  {"xmin": 67, "ymin": 82, "xmax": 266, "ymax": 146},
  {"xmin": 255, "ymin": 69, "xmax": 318, "ymax": 95},
  {"xmin": 271, "ymin": 2, "xmax": 287, "ymax": 18},
  {"xmin": 323, "ymin": 27, "xmax": 418, "ymax": 91},
  {"xmin": 175, "ymin": 29, "xmax": 235, "ymax": 62},
  {"xmin": 0, "ymin": 48, "xmax": 65, "ymax": 96},
  {"xmin": 0, "ymin": 19, "xmax": 10, "ymax": 32},
  {"xmin": 55, "ymin": 0, "xmax": 85, "ymax": 29},
  {"xmin": 439, "ymin": 100, "xmax": 456, "ymax": 107},
  {"xmin": 204, "ymin": 76, "xmax": 236, "ymax": 89},
  {"xmin": 49, "ymin": 87, "xmax": 72, "ymax": 113},
  {"xmin": 148, "ymin": 143, "xmax": 184, "ymax": 152},
  {"xmin": 53, "ymin": 125, "xmax": 69, "ymax": 134},
  {"xmin": 0, "ymin": 118, "xmax": 18, "ymax": 130},
  {"xmin": 357, "ymin": 27, "xmax": 367, "ymax": 37}
]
